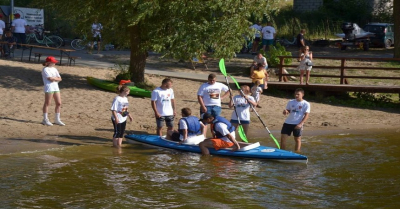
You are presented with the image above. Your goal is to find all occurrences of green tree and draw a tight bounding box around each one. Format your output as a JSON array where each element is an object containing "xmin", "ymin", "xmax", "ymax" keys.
[{"xmin": 36, "ymin": 0, "xmax": 279, "ymax": 83}]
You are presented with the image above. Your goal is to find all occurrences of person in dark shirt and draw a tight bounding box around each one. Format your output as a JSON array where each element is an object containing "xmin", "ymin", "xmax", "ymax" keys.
[
  {"xmin": 1, "ymin": 31, "xmax": 17, "ymax": 57},
  {"xmin": 296, "ymin": 29, "xmax": 306, "ymax": 61}
]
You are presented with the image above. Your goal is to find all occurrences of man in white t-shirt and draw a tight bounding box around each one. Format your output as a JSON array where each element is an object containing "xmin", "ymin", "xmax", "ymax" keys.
[
  {"xmin": 0, "ymin": 14, "xmax": 5, "ymax": 40},
  {"xmin": 11, "ymin": 13, "xmax": 27, "ymax": 49},
  {"xmin": 90, "ymin": 20, "xmax": 102, "ymax": 54},
  {"xmin": 250, "ymin": 22, "xmax": 262, "ymax": 54},
  {"xmin": 151, "ymin": 78, "xmax": 176, "ymax": 136},
  {"xmin": 261, "ymin": 22, "xmax": 276, "ymax": 51},
  {"xmin": 280, "ymin": 88, "xmax": 310, "ymax": 152},
  {"xmin": 197, "ymin": 73, "xmax": 230, "ymax": 117}
]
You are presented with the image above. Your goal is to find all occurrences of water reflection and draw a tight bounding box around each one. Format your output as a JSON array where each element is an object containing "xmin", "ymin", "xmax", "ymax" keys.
[{"xmin": 0, "ymin": 132, "xmax": 399, "ymax": 208}]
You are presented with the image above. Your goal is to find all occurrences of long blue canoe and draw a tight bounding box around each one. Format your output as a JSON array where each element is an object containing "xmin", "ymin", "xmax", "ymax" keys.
[{"xmin": 125, "ymin": 134, "xmax": 308, "ymax": 163}]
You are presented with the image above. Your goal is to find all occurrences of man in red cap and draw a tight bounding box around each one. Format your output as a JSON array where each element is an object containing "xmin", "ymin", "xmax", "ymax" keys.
[
  {"xmin": 11, "ymin": 13, "xmax": 28, "ymax": 49},
  {"xmin": 0, "ymin": 14, "xmax": 5, "ymax": 40}
]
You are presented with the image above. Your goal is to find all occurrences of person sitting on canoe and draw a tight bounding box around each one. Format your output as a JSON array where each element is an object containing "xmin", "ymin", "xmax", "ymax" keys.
[
  {"xmin": 166, "ymin": 107, "xmax": 205, "ymax": 144},
  {"xmin": 198, "ymin": 113, "xmax": 241, "ymax": 155}
]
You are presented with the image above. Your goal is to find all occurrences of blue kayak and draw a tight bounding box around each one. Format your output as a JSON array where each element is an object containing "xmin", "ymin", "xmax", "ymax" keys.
[{"xmin": 125, "ymin": 134, "xmax": 308, "ymax": 163}]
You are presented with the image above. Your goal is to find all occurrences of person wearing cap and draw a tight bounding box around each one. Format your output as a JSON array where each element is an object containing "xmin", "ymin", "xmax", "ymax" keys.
[
  {"xmin": 151, "ymin": 78, "xmax": 176, "ymax": 137},
  {"xmin": 11, "ymin": 13, "xmax": 28, "ymax": 49},
  {"xmin": 197, "ymin": 73, "xmax": 230, "ymax": 117},
  {"xmin": 0, "ymin": 14, "xmax": 5, "ymax": 40},
  {"xmin": 41, "ymin": 56, "xmax": 65, "ymax": 126},
  {"xmin": 166, "ymin": 107, "xmax": 205, "ymax": 144},
  {"xmin": 110, "ymin": 84, "xmax": 133, "ymax": 148},
  {"xmin": 198, "ymin": 113, "xmax": 241, "ymax": 155}
]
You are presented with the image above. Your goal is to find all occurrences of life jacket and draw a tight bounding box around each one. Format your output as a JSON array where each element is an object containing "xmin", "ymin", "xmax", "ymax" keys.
[
  {"xmin": 211, "ymin": 116, "xmax": 235, "ymax": 138},
  {"xmin": 178, "ymin": 116, "xmax": 201, "ymax": 136}
]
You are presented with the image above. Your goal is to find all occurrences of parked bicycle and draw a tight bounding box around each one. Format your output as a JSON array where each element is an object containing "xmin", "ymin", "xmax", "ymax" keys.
[
  {"xmin": 276, "ymin": 37, "xmax": 297, "ymax": 47},
  {"xmin": 70, "ymin": 35, "xmax": 114, "ymax": 51},
  {"xmin": 25, "ymin": 26, "xmax": 63, "ymax": 48}
]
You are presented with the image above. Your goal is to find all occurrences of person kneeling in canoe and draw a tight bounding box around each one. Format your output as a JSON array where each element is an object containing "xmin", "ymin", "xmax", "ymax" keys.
[
  {"xmin": 167, "ymin": 108, "xmax": 205, "ymax": 144},
  {"xmin": 199, "ymin": 113, "xmax": 241, "ymax": 155}
]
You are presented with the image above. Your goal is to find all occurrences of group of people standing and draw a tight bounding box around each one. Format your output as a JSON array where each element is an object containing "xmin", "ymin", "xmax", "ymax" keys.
[{"xmin": 250, "ymin": 22, "xmax": 276, "ymax": 54}]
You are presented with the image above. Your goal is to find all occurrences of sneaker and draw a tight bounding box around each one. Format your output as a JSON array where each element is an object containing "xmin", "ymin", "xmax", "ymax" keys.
[
  {"xmin": 42, "ymin": 119, "xmax": 53, "ymax": 126},
  {"xmin": 54, "ymin": 120, "xmax": 65, "ymax": 126}
]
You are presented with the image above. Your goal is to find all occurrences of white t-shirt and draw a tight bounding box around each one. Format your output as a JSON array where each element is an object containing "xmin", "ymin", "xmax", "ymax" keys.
[
  {"xmin": 151, "ymin": 87, "xmax": 174, "ymax": 116},
  {"xmin": 110, "ymin": 96, "xmax": 129, "ymax": 123},
  {"xmin": 214, "ymin": 122, "xmax": 236, "ymax": 142},
  {"xmin": 261, "ymin": 26, "xmax": 276, "ymax": 40},
  {"xmin": 251, "ymin": 86, "xmax": 262, "ymax": 102},
  {"xmin": 284, "ymin": 99, "xmax": 311, "ymax": 124},
  {"xmin": 41, "ymin": 67, "xmax": 61, "ymax": 92},
  {"xmin": 253, "ymin": 56, "xmax": 267, "ymax": 65},
  {"xmin": 91, "ymin": 23, "xmax": 102, "ymax": 37},
  {"xmin": 230, "ymin": 95, "xmax": 255, "ymax": 121},
  {"xmin": 250, "ymin": 24, "xmax": 262, "ymax": 38},
  {"xmin": 197, "ymin": 82, "xmax": 229, "ymax": 106},
  {"xmin": 0, "ymin": 20, "xmax": 5, "ymax": 34},
  {"xmin": 11, "ymin": 18, "xmax": 27, "ymax": 33}
]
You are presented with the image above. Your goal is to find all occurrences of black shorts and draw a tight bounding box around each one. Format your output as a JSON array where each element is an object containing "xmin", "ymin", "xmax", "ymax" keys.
[
  {"xmin": 92, "ymin": 36, "xmax": 102, "ymax": 42},
  {"xmin": 112, "ymin": 118, "xmax": 127, "ymax": 138},
  {"xmin": 281, "ymin": 123, "xmax": 303, "ymax": 137}
]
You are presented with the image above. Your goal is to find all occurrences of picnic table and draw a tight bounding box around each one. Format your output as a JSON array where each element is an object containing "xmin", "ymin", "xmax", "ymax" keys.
[{"xmin": 19, "ymin": 44, "xmax": 75, "ymax": 65}]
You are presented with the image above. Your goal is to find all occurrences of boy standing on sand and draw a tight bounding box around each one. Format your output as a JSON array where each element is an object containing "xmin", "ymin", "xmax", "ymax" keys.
[
  {"xmin": 280, "ymin": 88, "xmax": 310, "ymax": 152},
  {"xmin": 151, "ymin": 78, "xmax": 176, "ymax": 136}
]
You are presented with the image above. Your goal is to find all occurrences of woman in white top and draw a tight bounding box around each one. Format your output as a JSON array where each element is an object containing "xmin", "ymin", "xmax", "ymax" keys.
[
  {"xmin": 298, "ymin": 46, "xmax": 313, "ymax": 85},
  {"xmin": 229, "ymin": 85, "xmax": 257, "ymax": 135},
  {"xmin": 41, "ymin": 56, "xmax": 64, "ymax": 126}
]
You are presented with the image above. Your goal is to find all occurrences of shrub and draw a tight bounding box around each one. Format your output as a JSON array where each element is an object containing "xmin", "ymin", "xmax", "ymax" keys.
[{"xmin": 262, "ymin": 42, "xmax": 292, "ymax": 68}]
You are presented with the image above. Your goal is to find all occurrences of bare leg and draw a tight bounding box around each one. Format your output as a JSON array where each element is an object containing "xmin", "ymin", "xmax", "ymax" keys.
[
  {"xmin": 199, "ymin": 139, "xmax": 214, "ymax": 155},
  {"xmin": 305, "ymin": 70, "xmax": 310, "ymax": 85},
  {"xmin": 166, "ymin": 130, "xmax": 174, "ymax": 140},
  {"xmin": 113, "ymin": 137, "xmax": 120, "ymax": 148},
  {"xmin": 156, "ymin": 127, "xmax": 163, "ymax": 137},
  {"xmin": 280, "ymin": 134, "xmax": 289, "ymax": 150},
  {"xmin": 294, "ymin": 136, "xmax": 301, "ymax": 152},
  {"xmin": 43, "ymin": 93, "xmax": 53, "ymax": 114},
  {"xmin": 299, "ymin": 70, "xmax": 305, "ymax": 84},
  {"xmin": 241, "ymin": 124, "xmax": 249, "ymax": 136},
  {"xmin": 167, "ymin": 126, "xmax": 174, "ymax": 133},
  {"xmin": 97, "ymin": 41, "xmax": 101, "ymax": 54},
  {"xmin": 53, "ymin": 92, "xmax": 62, "ymax": 113}
]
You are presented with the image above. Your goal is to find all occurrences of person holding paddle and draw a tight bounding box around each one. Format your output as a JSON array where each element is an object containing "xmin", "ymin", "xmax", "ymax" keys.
[
  {"xmin": 280, "ymin": 88, "xmax": 310, "ymax": 152},
  {"xmin": 198, "ymin": 113, "xmax": 240, "ymax": 155},
  {"xmin": 229, "ymin": 85, "xmax": 257, "ymax": 137}
]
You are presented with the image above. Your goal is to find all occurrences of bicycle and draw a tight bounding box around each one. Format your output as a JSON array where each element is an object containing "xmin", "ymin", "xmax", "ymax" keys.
[
  {"xmin": 276, "ymin": 37, "xmax": 297, "ymax": 47},
  {"xmin": 25, "ymin": 26, "xmax": 63, "ymax": 48},
  {"xmin": 71, "ymin": 35, "xmax": 114, "ymax": 51}
]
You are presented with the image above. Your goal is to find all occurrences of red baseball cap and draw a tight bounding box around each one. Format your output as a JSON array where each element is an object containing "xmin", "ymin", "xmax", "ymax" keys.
[
  {"xmin": 119, "ymin": 80, "xmax": 131, "ymax": 85},
  {"xmin": 46, "ymin": 56, "xmax": 58, "ymax": 63},
  {"xmin": 14, "ymin": 13, "xmax": 20, "ymax": 18}
]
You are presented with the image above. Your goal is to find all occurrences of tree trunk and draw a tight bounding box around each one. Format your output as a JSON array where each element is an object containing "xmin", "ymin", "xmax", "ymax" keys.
[
  {"xmin": 129, "ymin": 24, "xmax": 147, "ymax": 83},
  {"xmin": 394, "ymin": 0, "xmax": 400, "ymax": 58}
]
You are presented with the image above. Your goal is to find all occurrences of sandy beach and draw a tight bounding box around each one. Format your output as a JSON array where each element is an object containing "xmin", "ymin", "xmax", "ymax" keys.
[{"xmin": 1, "ymin": 57, "xmax": 400, "ymax": 154}]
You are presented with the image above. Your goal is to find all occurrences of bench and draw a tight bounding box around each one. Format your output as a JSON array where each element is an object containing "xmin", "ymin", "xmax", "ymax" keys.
[{"xmin": 34, "ymin": 52, "xmax": 79, "ymax": 66}]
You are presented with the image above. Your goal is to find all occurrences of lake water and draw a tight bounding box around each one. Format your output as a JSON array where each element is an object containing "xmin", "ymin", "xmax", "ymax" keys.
[{"xmin": 1, "ymin": 131, "xmax": 399, "ymax": 209}]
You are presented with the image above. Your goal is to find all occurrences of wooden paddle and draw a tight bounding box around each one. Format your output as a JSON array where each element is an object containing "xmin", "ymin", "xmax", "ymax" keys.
[
  {"xmin": 228, "ymin": 73, "xmax": 281, "ymax": 149},
  {"xmin": 219, "ymin": 58, "xmax": 249, "ymax": 143}
]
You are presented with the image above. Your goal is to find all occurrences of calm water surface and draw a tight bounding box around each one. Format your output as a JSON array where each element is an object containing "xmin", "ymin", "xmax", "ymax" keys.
[{"xmin": 1, "ymin": 132, "xmax": 399, "ymax": 209}]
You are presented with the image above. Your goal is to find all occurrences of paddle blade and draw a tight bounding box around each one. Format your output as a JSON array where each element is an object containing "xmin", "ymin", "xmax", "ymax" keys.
[
  {"xmin": 270, "ymin": 133, "xmax": 280, "ymax": 149},
  {"xmin": 238, "ymin": 125, "xmax": 249, "ymax": 142},
  {"xmin": 228, "ymin": 74, "xmax": 241, "ymax": 89},
  {"xmin": 219, "ymin": 58, "xmax": 227, "ymax": 76}
]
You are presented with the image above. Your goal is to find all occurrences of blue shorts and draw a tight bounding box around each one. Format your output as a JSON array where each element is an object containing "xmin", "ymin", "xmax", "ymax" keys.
[
  {"xmin": 156, "ymin": 116, "xmax": 174, "ymax": 128},
  {"xmin": 281, "ymin": 123, "xmax": 303, "ymax": 137},
  {"xmin": 262, "ymin": 39, "xmax": 274, "ymax": 46},
  {"xmin": 230, "ymin": 120, "xmax": 250, "ymax": 125},
  {"xmin": 200, "ymin": 106, "xmax": 222, "ymax": 117}
]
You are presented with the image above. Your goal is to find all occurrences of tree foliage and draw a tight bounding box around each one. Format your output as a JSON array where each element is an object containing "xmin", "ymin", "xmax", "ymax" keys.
[{"xmin": 35, "ymin": 0, "xmax": 280, "ymax": 83}]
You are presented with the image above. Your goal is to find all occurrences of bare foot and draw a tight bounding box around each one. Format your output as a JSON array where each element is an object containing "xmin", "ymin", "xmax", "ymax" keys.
[{"xmin": 306, "ymin": 82, "xmax": 309, "ymax": 85}]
